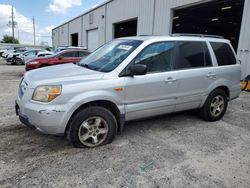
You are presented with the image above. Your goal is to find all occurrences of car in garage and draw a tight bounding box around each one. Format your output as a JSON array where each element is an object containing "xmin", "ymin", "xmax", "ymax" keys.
[
  {"xmin": 16, "ymin": 35, "xmax": 241, "ymax": 148},
  {"xmin": 25, "ymin": 49, "xmax": 90, "ymax": 71}
]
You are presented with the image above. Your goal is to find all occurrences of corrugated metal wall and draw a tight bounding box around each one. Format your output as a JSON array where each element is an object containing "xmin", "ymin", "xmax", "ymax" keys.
[
  {"xmin": 69, "ymin": 17, "xmax": 82, "ymax": 46},
  {"xmin": 82, "ymin": 6, "xmax": 106, "ymax": 47},
  {"xmin": 105, "ymin": 0, "xmax": 155, "ymax": 41},
  {"xmin": 237, "ymin": 0, "xmax": 250, "ymax": 78}
]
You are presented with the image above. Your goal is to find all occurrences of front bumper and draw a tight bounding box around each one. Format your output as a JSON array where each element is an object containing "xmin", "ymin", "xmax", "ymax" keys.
[{"xmin": 15, "ymin": 99, "xmax": 69, "ymax": 136}]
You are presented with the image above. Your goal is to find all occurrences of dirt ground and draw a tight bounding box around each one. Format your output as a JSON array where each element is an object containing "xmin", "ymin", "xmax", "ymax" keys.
[{"xmin": 0, "ymin": 58, "xmax": 249, "ymax": 188}]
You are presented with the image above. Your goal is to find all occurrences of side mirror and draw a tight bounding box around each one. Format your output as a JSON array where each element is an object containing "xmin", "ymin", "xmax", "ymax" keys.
[
  {"xmin": 58, "ymin": 56, "xmax": 63, "ymax": 60},
  {"xmin": 128, "ymin": 64, "xmax": 147, "ymax": 76}
]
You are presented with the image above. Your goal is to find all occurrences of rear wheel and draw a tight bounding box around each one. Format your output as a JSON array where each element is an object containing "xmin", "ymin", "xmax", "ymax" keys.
[
  {"xmin": 200, "ymin": 89, "xmax": 228, "ymax": 122},
  {"xmin": 66, "ymin": 106, "xmax": 117, "ymax": 148}
]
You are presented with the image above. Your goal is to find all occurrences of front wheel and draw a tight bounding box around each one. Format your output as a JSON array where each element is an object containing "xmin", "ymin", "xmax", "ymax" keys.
[
  {"xmin": 200, "ymin": 89, "xmax": 228, "ymax": 122},
  {"xmin": 66, "ymin": 106, "xmax": 117, "ymax": 148},
  {"xmin": 16, "ymin": 58, "xmax": 23, "ymax": 65}
]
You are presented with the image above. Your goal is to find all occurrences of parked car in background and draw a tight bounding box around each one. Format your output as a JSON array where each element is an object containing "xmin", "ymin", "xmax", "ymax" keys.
[
  {"xmin": 25, "ymin": 49, "xmax": 90, "ymax": 71},
  {"xmin": 37, "ymin": 51, "xmax": 54, "ymax": 57},
  {"xmin": 0, "ymin": 46, "xmax": 22, "ymax": 57},
  {"xmin": 15, "ymin": 49, "xmax": 50, "ymax": 65},
  {"xmin": 16, "ymin": 35, "xmax": 241, "ymax": 148},
  {"xmin": 53, "ymin": 46, "xmax": 87, "ymax": 53},
  {"xmin": 6, "ymin": 48, "xmax": 28, "ymax": 64}
]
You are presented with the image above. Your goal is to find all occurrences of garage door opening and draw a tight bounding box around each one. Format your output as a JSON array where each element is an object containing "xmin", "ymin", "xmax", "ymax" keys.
[
  {"xmin": 172, "ymin": 0, "xmax": 244, "ymax": 50},
  {"xmin": 114, "ymin": 19, "xmax": 138, "ymax": 38},
  {"xmin": 71, "ymin": 33, "xmax": 78, "ymax": 46}
]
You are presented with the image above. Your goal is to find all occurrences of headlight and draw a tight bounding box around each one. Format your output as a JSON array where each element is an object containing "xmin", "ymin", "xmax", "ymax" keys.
[
  {"xmin": 27, "ymin": 61, "xmax": 39, "ymax": 65},
  {"xmin": 32, "ymin": 85, "xmax": 61, "ymax": 103}
]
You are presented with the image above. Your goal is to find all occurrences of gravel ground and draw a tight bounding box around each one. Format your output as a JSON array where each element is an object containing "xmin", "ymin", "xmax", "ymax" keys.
[{"xmin": 0, "ymin": 58, "xmax": 249, "ymax": 188}]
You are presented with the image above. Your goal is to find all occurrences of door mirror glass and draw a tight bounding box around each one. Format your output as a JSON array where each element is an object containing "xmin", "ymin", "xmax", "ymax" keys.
[{"xmin": 129, "ymin": 64, "xmax": 147, "ymax": 76}]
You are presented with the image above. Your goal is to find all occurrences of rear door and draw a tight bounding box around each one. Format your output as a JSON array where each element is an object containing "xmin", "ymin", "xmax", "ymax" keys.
[
  {"xmin": 124, "ymin": 41, "xmax": 179, "ymax": 121},
  {"xmin": 173, "ymin": 41, "xmax": 214, "ymax": 111}
]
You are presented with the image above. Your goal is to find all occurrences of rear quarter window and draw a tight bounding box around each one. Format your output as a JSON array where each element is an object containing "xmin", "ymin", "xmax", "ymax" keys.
[{"xmin": 210, "ymin": 42, "xmax": 236, "ymax": 66}]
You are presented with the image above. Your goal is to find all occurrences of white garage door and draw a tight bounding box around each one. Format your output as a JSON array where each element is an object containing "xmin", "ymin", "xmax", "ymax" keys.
[{"xmin": 87, "ymin": 29, "xmax": 99, "ymax": 52}]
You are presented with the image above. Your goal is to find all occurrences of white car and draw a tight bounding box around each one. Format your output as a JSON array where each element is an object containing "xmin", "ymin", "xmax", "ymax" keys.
[
  {"xmin": 6, "ymin": 49, "xmax": 28, "ymax": 64},
  {"xmin": 15, "ymin": 49, "xmax": 48, "ymax": 65},
  {"xmin": 37, "ymin": 51, "xmax": 54, "ymax": 57}
]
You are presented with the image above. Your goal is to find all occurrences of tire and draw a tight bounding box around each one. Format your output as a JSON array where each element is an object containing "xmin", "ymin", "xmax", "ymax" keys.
[
  {"xmin": 200, "ymin": 89, "xmax": 228, "ymax": 122},
  {"xmin": 16, "ymin": 58, "xmax": 23, "ymax": 65},
  {"xmin": 66, "ymin": 106, "xmax": 117, "ymax": 148}
]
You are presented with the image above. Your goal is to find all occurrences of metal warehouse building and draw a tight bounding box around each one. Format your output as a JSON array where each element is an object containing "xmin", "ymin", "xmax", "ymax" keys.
[{"xmin": 52, "ymin": 0, "xmax": 250, "ymax": 78}]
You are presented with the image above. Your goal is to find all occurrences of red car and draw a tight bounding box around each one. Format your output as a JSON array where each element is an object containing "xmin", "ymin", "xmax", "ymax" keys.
[{"xmin": 25, "ymin": 49, "xmax": 90, "ymax": 71}]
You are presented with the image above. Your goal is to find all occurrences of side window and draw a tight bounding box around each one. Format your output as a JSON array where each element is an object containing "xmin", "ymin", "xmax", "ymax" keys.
[
  {"xmin": 26, "ymin": 51, "xmax": 36, "ymax": 56},
  {"xmin": 132, "ymin": 42, "xmax": 175, "ymax": 73},
  {"xmin": 210, "ymin": 42, "xmax": 236, "ymax": 66},
  {"xmin": 175, "ymin": 41, "xmax": 208, "ymax": 70},
  {"xmin": 79, "ymin": 51, "xmax": 88, "ymax": 57},
  {"xmin": 61, "ymin": 51, "xmax": 77, "ymax": 58}
]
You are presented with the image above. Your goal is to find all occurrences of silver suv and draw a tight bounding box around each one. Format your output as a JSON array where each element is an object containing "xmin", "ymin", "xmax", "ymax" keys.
[{"xmin": 16, "ymin": 35, "xmax": 241, "ymax": 148}]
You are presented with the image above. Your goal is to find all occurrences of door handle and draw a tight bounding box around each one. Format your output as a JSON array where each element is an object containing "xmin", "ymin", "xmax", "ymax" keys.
[
  {"xmin": 207, "ymin": 72, "xmax": 216, "ymax": 78},
  {"xmin": 164, "ymin": 77, "xmax": 177, "ymax": 83}
]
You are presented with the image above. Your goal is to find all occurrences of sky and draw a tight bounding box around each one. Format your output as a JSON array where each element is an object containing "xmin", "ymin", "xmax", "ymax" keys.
[{"xmin": 0, "ymin": 0, "xmax": 106, "ymax": 46}]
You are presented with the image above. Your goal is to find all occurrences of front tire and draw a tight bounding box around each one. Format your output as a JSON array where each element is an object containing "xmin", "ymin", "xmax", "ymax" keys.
[
  {"xmin": 67, "ymin": 106, "xmax": 117, "ymax": 148},
  {"xmin": 200, "ymin": 89, "xmax": 228, "ymax": 122},
  {"xmin": 16, "ymin": 58, "xmax": 23, "ymax": 65}
]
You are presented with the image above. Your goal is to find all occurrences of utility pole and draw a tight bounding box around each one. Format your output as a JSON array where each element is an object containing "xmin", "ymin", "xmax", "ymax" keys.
[
  {"xmin": 33, "ymin": 16, "xmax": 36, "ymax": 45},
  {"xmin": 11, "ymin": 7, "xmax": 15, "ymax": 39}
]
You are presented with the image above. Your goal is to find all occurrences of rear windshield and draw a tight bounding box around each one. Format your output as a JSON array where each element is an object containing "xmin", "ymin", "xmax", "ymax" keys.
[{"xmin": 210, "ymin": 42, "xmax": 236, "ymax": 66}]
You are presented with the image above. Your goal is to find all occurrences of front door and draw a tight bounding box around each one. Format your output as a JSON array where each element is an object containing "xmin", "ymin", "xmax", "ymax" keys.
[{"xmin": 124, "ymin": 41, "xmax": 178, "ymax": 121}]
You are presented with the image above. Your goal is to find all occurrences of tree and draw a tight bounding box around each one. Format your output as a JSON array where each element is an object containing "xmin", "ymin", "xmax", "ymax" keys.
[{"xmin": 1, "ymin": 35, "xmax": 19, "ymax": 44}]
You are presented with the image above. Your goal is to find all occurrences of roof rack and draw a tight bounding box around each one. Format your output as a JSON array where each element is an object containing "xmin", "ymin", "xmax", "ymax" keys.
[{"xmin": 172, "ymin": 33, "xmax": 224, "ymax": 39}]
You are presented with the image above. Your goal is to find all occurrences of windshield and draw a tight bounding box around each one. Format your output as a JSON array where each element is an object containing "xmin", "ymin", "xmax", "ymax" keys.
[{"xmin": 79, "ymin": 39, "xmax": 143, "ymax": 72}]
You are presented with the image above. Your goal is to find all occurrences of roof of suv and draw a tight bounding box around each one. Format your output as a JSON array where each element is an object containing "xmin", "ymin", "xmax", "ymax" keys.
[{"xmin": 119, "ymin": 35, "xmax": 230, "ymax": 43}]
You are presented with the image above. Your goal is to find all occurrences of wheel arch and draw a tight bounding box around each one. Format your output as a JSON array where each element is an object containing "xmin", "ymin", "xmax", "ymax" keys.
[
  {"xmin": 65, "ymin": 100, "xmax": 124, "ymax": 135},
  {"xmin": 201, "ymin": 85, "xmax": 230, "ymax": 107}
]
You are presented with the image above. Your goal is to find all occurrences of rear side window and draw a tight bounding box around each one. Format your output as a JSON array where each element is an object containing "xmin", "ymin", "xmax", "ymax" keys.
[
  {"xmin": 174, "ymin": 42, "xmax": 211, "ymax": 70},
  {"xmin": 210, "ymin": 42, "xmax": 236, "ymax": 66},
  {"xmin": 79, "ymin": 51, "xmax": 89, "ymax": 57},
  {"xmin": 61, "ymin": 51, "xmax": 77, "ymax": 57}
]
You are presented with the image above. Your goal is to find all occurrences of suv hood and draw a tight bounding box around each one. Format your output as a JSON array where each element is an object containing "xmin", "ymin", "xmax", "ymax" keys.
[{"xmin": 24, "ymin": 63, "xmax": 105, "ymax": 88}]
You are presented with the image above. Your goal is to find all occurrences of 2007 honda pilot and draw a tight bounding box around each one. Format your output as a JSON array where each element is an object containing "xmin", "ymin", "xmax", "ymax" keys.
[{"xmin": 16, "ymin": 35, "xmax": 241, "ymax": 148}]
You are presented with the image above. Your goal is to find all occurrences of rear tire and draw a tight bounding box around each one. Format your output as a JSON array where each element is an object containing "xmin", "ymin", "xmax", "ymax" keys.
[
  {"xmin": 66, "ymin": 106, "xmax": 117, "ymax": 148},
  {"xmin": 200, "ymin": 89, "xmax": 228, "ymax": 122}
]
